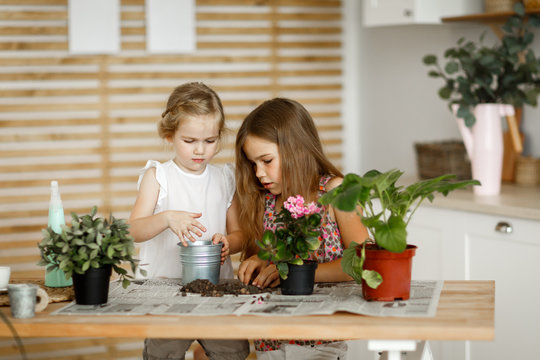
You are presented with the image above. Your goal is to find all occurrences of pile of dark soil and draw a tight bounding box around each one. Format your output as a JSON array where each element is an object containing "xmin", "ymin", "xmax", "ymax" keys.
[{"xmin": 180, "ymin": 279, "xmax": 272, "ymax": 297}]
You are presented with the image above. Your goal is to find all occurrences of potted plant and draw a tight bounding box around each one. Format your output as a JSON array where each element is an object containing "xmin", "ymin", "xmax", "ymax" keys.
[
  {"xmin": 38, "ymin": 206, "xmax": 145, "ymax": 305},
  {"xmin": 422, "ymin": 3, "xmax": 540, "ymax": 195},
  {"xmin": 422, "ymin": 2, "xmax": 540, "ymax": 127},
  {"xmin": 256, "ymin": 195, "xmax": 322, "ymax": 295},
  {"xmin": 320, "ymin": 169, "xmax": 479, "ymax": 301}
]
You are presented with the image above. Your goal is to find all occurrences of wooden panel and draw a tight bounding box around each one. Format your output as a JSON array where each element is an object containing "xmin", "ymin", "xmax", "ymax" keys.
[{"xmin": 0, "ymin": 0, "xmax": 343, "ymax": 358}]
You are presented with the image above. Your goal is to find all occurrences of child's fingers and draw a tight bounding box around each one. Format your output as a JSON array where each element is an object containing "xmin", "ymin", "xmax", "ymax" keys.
[
  {"xmin": 171, "ymin": 227, "xmax": 189, "ymax": 246},
  {"xmin": 184, "ymin": 228, "xmax": 201, "ymax": 243},
  {"xmin": 188, "ymin": 225, "xmax": 203, "ymax": 238},
  {"xmin": 221, "ymin": 249, "xmax": 229, "ymax": 262},
  {"xmin": 191, "ymin": 221, "xmax": 207, "ymax": 234},
  {"xmin": 253, "ymin": 264, "xmax": 279, "ymax": 289},
  {"xmin": 238, "ymin": 259, "xmax": 257, "ymax": 284}
]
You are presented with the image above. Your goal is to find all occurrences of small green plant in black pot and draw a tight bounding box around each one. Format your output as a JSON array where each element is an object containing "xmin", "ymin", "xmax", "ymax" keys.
[{"xmin": 38, "ymin": 206, "xmax": 145, "ymax": 304}]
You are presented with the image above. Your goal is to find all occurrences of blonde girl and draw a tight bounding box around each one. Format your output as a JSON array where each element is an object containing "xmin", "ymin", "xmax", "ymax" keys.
[
  {"xmin": 129, "ymin": 82, "xmax": 248, "ymax": 360},
  {"xmin": 235, "ymin": 98, "xmax": 369, "ymax": 359}
]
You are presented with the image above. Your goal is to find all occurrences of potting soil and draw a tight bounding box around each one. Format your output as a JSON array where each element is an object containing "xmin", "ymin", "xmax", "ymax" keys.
[{"xmin": 180, "ymin": 279, "xmax": 273, "ymax": 297}]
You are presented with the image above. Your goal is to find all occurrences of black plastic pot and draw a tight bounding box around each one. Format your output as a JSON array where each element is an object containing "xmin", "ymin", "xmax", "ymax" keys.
[
  {"xmin": 72, "ymin": 265, "xmax": 112, "ymax": 305},
  {"xmin": 280, "ymin": 261, "xmax": 318, "ymax": 295}
]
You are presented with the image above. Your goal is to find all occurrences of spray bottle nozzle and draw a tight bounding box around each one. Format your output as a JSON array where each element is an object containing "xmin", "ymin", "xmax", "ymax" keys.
[{"xmin": 50, "ymin": 180, "xmax": 61, "ymax": 202}]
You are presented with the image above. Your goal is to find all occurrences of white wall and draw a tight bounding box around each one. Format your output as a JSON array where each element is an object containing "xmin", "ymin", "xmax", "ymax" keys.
[{"xmin": 343, "ymin": 1, "xmax": 540, "ymax": 175}]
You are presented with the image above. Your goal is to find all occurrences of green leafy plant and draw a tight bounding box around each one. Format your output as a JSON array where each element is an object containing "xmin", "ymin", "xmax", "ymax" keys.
[
  {"xmin": 38, "ymin": 206, "xmax": 145, "ymax": 288},
  {"xmin": 320, "ymin": 169, "xmax": 479, "ymax": 289},
  {"xmin": 257, "ymin": 195, "xmax": 322, "ymax": 280},
  {"xmin": 422, "ymin": 2, "xmax": 540, "ymax": 127}
]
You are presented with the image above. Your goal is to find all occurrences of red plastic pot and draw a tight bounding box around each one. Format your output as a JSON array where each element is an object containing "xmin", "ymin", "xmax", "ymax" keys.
[{"xmin": 358, "ymin": 244, "xmax": 417, "ymax": 301}]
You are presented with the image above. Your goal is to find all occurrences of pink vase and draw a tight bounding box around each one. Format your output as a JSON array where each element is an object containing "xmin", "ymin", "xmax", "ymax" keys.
[{"xmin": 453, "ymin": 104, "xmax": 514, "ymax": 196}]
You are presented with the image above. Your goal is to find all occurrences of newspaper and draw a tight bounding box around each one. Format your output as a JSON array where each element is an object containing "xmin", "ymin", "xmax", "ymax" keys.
[{"xmin": 52, "ymin": 279, "xmax": 443, "ymax": 318}]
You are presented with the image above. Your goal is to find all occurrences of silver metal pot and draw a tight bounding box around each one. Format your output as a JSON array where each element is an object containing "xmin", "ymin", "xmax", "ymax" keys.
[{"xmin": 178, "ymin": 240, "xmax": 222, "ymax": 284}]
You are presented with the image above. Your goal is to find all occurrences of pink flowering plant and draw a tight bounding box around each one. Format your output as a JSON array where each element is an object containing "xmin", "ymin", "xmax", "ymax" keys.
[{"xmin": 257, "ymin": 195, "xmax": 323, "ymax": 279}]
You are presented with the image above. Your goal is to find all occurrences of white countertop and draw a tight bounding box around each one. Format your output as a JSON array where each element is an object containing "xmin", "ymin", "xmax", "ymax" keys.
[{"xmin": 423, "ymin": 183, "xmax": 540, "ymax": 221}]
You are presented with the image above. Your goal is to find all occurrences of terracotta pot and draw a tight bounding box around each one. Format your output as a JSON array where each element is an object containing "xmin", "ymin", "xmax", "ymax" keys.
[{"xmin": 359, "ymin": 244, "xmax": 417, "ymax": 301}]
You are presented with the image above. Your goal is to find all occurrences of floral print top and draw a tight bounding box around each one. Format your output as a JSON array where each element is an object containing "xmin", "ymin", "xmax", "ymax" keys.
[{"xmin": 255, "ymin": 175, "xmax": 345, "ymax": 352}]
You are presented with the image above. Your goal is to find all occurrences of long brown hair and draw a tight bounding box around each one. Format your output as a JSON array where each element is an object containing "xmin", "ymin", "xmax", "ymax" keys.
[{"xmin": 235, "ymin": 98, "xmax": 342, "ymax": 258}]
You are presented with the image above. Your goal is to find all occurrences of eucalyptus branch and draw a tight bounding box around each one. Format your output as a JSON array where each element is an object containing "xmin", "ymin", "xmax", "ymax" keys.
[{"xmin": 423, "ymin": 2, "xmax": 540, "ymax": 126}]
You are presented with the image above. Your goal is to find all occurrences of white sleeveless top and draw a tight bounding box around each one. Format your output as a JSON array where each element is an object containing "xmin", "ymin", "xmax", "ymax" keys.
[{"xmin": 136, "ymin": 160, "xmax": 235, "ymax": 280}]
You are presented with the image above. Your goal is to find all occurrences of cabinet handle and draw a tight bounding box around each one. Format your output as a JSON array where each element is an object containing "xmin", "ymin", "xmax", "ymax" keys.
[
  {"xmin": 495, "ymin": 221, "xmax": 513, "ymax": 234},
  {"xmin": 403, "ymin": 9, "xmax": 413, "ymax": 17}
]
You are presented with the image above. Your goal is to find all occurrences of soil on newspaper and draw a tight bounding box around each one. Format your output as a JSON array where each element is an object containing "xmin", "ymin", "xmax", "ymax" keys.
[{"xmin": 180, "ymin": 279, "xmax": 271, "ymax": 297}]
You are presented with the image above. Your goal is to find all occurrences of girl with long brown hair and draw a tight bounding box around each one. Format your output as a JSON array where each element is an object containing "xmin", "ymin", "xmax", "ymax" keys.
[{"xmin": 235, "ymin": 98, "xmax": 369, "ymax": 358}]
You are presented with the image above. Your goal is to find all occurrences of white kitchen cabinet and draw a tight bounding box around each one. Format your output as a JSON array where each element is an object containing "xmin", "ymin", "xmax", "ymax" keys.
[
  {"xmin": 407, "ymin": 205, "xmax": 540, "ymax": 360},
  {"xmin": 362, "ymin": 0, "xmax": 483, "ymax": 27}
]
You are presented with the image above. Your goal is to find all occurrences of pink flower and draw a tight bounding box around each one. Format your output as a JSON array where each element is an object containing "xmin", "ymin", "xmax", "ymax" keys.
[{"xmin": 284, "ymin": 195, "xmax": 322, "ymax": 219}]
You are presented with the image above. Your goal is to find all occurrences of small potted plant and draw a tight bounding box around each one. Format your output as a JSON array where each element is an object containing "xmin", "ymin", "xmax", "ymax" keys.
[
  {"xmin": 320, "ymin": 169, "xmax": 479, "ymax": 301},
  {"xmin": 422, "ymin": 3, "xmax": 540, "ymax": 195},
  {"xmin": 38, "ymin": 206, "xmax": 145, "ymax": 305},
  {"xmin": 422, "ymin": 2, "xmax": 540, "ymax": 127},
  {"xmin": 256, "ymin": 195, "xmax": 322, "ymax": 295}
]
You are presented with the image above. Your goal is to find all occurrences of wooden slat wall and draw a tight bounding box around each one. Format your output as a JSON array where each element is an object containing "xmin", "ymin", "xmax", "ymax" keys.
[{"xmin": 0, "ymin": 0, "xmax": 342, "ymax": 358}]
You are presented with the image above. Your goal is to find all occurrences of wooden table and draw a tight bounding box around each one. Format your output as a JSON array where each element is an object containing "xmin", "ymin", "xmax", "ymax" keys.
[{"xmin": 0, "ymin": 280, "xmax": 494, "ymax": 359}]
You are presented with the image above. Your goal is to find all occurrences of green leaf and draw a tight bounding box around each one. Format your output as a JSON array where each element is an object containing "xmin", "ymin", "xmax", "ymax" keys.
[
  {"xmin": 276, "ymin": 262, "xmax": 289, "ymax": 280},
  {"xmin": 445, "ymin": 61, "xmax": 459, "ymax": 74},
  {"xmin": 341, "ymin": 242, "xmax": 362, "ymax": 283},
  {"xmin": 305, "ymin": 236, "xmax": 320, "ymax": 251},
  {"xmin": 328, "ymin": 185, "xmax": 362, "ymax": 211},
  {"xmin": 373, "ymin": 215, "xmax": 407, "ymax": 252},
  {"xmin": 261, "ymin": 230, "xmax": 275, "ymax": 246},
  {"xmin": 107, "ymin": 245, "xmax": 115, "ymax": 258},
  {"xmin": 438, "ymin": 86, "xmax": 452, "ymax": 99},
  {"xmin": 81, "ymin": 260, "xmax": 90, "ymax": 272},
  {"xmin": 115, "ymin": 266, "xmax": 127, "ymax": 275},
  {"xmin": 257, "ymin": 249, "xmax": 271, "ymax": 261},
  {"xmin": 362, "ymin": 269, "xmax": 383, "ymax": 289},
  {"xmin": 422, "ymin": 54, "xmax": 437, "ymax": 65},
  {"xmin": 513, "ymin": 2, "xmax": 525, "ymax": 16}
]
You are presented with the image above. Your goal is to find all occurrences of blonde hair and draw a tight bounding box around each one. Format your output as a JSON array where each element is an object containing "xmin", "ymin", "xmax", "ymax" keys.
[
  {"xmin": 158, "ymin": 82, "xmax": 225, "ymax": 139},
  {"xmin": 235, "ymin": 98, "xmax": 343, "ymax": 258}
]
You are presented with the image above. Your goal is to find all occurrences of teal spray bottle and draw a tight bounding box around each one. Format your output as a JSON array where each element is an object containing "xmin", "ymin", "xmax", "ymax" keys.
[{"xmin": 44, "ymin": 180, "xmax": 73, "ymax": 287}]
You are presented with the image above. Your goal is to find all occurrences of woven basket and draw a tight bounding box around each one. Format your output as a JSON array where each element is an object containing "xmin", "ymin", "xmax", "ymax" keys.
[
  {"xmin": 484, "ymin": 0, "xmax": 520, "ymax": 12},
  {"xmin": 515, "ymin": 156, "xmax": 540, "ymax": 185},
  {"xmin": 414, "ymin": 141, "xmax": 472, "ymax": 180}
]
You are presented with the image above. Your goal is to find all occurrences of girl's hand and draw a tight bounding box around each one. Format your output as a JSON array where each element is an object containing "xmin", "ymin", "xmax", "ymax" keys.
[
  {"xmin": 252, "ymin": 263, "xmax": 280, "ymax": 289},
  {"xmin": 212, "ymin": 233, "xmax": 230, "ymax": 264},
  {"xmin": 238, "ymin": 255, "xmax": 279, "ymax": 288},
  {"xmin": 166, "ymin": 211, "xmax": 207, "ymax": 246}
]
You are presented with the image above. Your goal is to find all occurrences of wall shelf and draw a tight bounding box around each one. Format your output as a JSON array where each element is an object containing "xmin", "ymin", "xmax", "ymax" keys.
[
  {"xmin": 442, "ymin": 8, "xmax": 540, "ymax": 38},
  {"xmin": 442, "ymin": 8, "xmax": 540, "ymax": 23}
]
